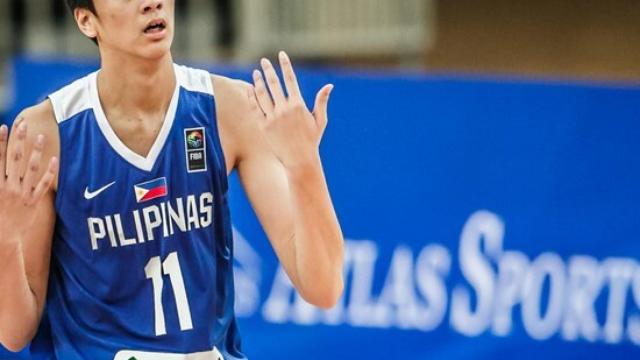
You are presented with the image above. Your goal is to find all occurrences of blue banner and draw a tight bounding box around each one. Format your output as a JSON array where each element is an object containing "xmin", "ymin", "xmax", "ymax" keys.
[{"xmin": 2, "ymin": 56, "xmax": 640, "ymax": 359}]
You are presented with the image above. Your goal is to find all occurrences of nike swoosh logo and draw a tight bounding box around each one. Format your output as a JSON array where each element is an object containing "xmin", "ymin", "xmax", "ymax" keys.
[{"xmin": 84, "ymin": 181, "xmax": 116, "ymax": 200}]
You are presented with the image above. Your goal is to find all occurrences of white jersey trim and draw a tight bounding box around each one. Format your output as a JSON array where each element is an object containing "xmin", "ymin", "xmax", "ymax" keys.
[
  {"xmin": 175, "ymin": 64, "xmax": 214, "ymax": 96},
  {"xmin": 114, "ymin": 346, "xmax": 225, "ymax": 360},
  {"xmin": 89, "ymin": 66, "xmax": 181, "ymax": 172},
  {"xmin": 49, "ymin": 63, "xmax": 211, "ymax": 172},
  {"xmin": 48, "ymin": 74, "xmax": 93, "ymax": 124}
]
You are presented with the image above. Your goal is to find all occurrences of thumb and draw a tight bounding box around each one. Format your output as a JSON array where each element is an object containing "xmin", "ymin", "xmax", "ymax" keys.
[{"xmin": 313, "ymin": 84, "xmax": 334, "ymax": 131}]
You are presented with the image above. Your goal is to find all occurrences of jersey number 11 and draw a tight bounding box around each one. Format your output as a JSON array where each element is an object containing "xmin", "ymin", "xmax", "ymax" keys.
[{"xmin": 144, "ymin": 252, "xmax": 194, "ymax": 336}]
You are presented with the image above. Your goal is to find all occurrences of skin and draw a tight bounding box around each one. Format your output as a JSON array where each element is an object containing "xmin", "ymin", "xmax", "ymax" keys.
[{"xmin": 0, "ymin": 0, "xmax": 344, "ymax": 352}]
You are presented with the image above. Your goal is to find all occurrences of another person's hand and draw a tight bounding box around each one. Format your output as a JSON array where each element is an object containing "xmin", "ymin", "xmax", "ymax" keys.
[{"xmin": 0, "ymin": 120, "xmax": 58, "ymax": 244}]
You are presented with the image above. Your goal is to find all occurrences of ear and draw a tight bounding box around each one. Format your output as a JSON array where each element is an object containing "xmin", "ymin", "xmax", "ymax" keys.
[{"xmin": 74, "ymin": 8, "xmax": 98, "ymax": 41}]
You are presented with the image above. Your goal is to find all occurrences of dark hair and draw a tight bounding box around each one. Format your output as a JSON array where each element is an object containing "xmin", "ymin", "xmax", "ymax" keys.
[
  {"xmin": 65, "ymin": 0, "xmax": 98, "ymax": 45},
  {"xmin": 65, "ymin": 0, "xmax": 96, "ymax": 14}
]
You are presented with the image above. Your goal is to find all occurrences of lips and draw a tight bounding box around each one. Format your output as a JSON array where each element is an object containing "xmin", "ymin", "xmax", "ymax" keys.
[{"xmin": 144, "ymin": 19, "xmax": 167, "ymax": 34}]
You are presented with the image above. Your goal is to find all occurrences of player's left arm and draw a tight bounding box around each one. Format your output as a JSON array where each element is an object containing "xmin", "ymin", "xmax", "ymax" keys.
[{"xmin": 215, "ymin": 52, "xmax": 344, "ymax": 309}]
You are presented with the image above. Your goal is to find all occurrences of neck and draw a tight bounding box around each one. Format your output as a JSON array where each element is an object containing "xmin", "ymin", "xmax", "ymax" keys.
[{"xmin": 97, "ymin": 50, "xmax": 176, "ymax": 117}]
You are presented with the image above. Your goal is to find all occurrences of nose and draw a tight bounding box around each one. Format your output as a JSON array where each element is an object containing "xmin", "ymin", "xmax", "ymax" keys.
[{"xmin": 141, "ymin": 0, "xmax": 163, "ymax": 13}]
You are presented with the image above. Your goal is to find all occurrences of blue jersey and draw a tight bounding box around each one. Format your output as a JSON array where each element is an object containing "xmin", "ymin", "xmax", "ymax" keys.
[{"xmin": 40, "ymin": 64, "xmax": 245, "ymax": 360}]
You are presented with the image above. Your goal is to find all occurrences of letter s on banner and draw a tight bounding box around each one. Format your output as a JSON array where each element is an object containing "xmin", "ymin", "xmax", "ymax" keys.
[{"xmin": 450, "ymin": 210, "xmax": 504, "ymax": 336}]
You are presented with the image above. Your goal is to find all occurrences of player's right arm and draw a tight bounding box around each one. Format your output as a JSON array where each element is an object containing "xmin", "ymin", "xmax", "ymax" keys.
[{"xmin": 0, "ymin": 101, "xmax": 59, "ymax": 352}]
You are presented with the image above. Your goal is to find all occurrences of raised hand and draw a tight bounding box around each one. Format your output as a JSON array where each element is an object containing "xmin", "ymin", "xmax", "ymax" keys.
[
  {"xmin": 251, "ymin": 51, "xmax": 333, "ymax": 169},
  {"xmin": 0, "ymin": 120, "xmax": 58, "ymax": 243}
]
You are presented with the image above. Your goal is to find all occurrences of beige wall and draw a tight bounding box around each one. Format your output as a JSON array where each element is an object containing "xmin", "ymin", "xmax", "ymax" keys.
[{"xmin": 427, "ymin": 0, "xmax": 640, "ymax": 81}]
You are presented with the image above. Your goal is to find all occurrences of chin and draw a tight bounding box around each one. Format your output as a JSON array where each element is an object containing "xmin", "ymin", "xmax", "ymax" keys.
[
  {"xmin": 139, "ymin": 46, "xmax": 172, "ymax": 60},
  {"xmin": 137, "ymin": 38, "xmax": 174, "ymax": 61}
]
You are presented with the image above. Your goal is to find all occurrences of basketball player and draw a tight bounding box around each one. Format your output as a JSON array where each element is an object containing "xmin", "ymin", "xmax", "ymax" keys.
[{"xmin": 0, "ymin": 0, "xmax": 344, "ymax": 358}]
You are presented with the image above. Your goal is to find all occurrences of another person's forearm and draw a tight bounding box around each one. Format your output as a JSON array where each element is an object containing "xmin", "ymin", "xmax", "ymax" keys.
[
  {"xmin": 0, "ymin": 239, "xmax": 40, "ymax": 352},
  {"xmin": 286, "ymin": 154, "xmax": 344, "ymax": 308}
]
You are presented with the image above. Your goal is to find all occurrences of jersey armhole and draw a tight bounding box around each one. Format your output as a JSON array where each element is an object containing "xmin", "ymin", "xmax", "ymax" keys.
[
  {"xmin": 208, "ymin": 74, "xmax": 230, "ymax": 193},
  {"xmin": 47, "ymin": 95, "xmax": 66, "ymax": 212},
  {"xmin": 47, "ymin": 74, "xmax": 92, "ymax": 212},
  {"xmin": 48, "ymin": 96, "xmax": 64, "ymax": 125}
]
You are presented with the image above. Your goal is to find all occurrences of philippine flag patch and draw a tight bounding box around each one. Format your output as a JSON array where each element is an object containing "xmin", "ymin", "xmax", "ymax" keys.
[{"xmin": 134, "ymin": 177, "xmax": 168, "ymax": 203}]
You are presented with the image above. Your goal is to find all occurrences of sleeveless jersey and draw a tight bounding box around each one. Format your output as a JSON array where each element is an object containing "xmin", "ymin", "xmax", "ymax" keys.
[{"xmin": 43, "ymin": 64, "xmax": 245, "ymax": 360}]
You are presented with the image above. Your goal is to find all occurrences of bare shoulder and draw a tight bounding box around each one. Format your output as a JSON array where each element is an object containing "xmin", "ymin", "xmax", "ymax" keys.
[
  {"xmin": 10, "ymin": 99, "xmax": 60, "ymax": 188},
  {"xmin": 211, "ymin": 74, "xmax": 253, "ymax": 97},
  {"xmin": 210, "ymin": 74, "xmax": 265, "ymax": 171},
  {"xmin": 210, "ymin": 74, "xmax": 255, "ymax": 119},
  {"xmin": 14, "ymin": 100, "xmax": 59, "ymax": 142}
]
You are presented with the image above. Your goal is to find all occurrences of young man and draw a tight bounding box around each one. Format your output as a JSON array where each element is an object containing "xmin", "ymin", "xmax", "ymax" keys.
[{"xmin": 0, "ymin": 0, "xmax": 344, "ymax": 358}]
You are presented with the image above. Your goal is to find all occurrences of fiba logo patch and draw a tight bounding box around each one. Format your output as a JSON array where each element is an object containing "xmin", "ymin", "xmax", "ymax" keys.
[
  {"xmin": 186, "ymin": 130, "xmax": 203, "ymax": 149},
  {"xmin": 184, "ymin": 127, "xmax": 207, "ymax": 173}
]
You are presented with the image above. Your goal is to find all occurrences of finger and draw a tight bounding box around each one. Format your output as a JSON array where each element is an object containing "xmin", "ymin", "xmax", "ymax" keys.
[
  {"xmin": 4, "ymin": 117, "xmax": 23, "ymax": 179},
  {"xmin": 260, "ymin": 58, "xmax": 287, "ymax": 105},
  {"xmin": 0, "ymin": 125, "xmax": 8, "ymax": 185},
  {"xmin": 7, "ymin": 120, "xmax": 27, "ymax": 186},
  {"xmin": 246, "ymin": 85, "xmax": 265, "ymax": 117},
  {"xmin": 22, "ymin": 134, "xmax": 44, "ymax": 197},
  {"xmin": 313, "ymin": 84, "xmax": 334, "ymax": 130},
  {"xmin": 278, "ymin": 51, "xmax": 302, "ymax": 100},
  {"xmin": 27, "ymin": 157, "xmax": 57, "ymax": 206},
  {"xmin": 252, "ymin": 69, "xmax": 274, "ymax": 116}
]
